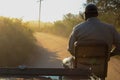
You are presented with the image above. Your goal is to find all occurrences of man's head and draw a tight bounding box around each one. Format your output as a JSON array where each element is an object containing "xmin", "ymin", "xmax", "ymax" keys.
[{"xmin": 85, "ymin": 4, "xmax": 98, "ymax": 20}]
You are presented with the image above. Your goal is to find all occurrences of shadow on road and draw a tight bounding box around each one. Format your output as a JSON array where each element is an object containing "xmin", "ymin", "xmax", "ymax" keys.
[{"xmin": 27, "ymin": 45, "xmax": 63, "ymax": 68}]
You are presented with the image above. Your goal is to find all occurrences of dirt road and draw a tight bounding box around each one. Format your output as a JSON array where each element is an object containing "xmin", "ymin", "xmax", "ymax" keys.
[
  {"xmin": 31, "ymin": 32, "xmax": 120, "ymax": 80},
  {"xmin": 28, "ymin": 32, "xmax": 71, "ymax": 68}
]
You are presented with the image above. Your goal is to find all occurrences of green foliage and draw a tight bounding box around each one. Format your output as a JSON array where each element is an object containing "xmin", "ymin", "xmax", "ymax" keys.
[
  {"xmin": 63, "ymin": 13, "xmax": 83, "ymax": 35},
  {"xmin": 0, "ymin": 16, "xmax": 37, "ymax": 67}
]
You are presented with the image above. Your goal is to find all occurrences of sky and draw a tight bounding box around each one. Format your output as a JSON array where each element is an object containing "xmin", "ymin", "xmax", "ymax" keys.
[{"xmin": 0, "ymin": 0, "xmax": 86, "ymax": 22}]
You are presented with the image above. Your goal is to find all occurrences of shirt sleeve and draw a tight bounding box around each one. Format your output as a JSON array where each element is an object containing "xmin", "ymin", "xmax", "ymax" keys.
[
  {"xmin": 110, "ymin": 26, "xmax": 120, "ymax": 57},
  {"xmin": 68, "ymin": 27, "xmax": 77, "ymax": 56}
]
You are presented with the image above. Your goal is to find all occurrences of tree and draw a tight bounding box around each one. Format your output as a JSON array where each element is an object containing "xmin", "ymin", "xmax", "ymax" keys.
[{"xmin": 63, "ymin": 13, "xmax": 83, "ymax": 34}]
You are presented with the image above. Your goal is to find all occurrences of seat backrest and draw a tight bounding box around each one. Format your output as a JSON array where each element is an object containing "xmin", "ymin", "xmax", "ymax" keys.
[{"xmin": 74, "ymin": 42, "xmax": 109, "ymax": 78}]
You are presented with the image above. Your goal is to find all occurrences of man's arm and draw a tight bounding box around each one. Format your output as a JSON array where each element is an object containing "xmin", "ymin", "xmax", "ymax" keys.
[
  {"xmin": 110, "ymin": 27, "xmax": 120, "ymax": 57},
  {"xmin": 68, "ymin": 28, "xmax": 77, "ymax": 56}
]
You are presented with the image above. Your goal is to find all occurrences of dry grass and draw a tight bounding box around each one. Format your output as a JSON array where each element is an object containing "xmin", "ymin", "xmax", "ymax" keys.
[{"xmin": 0, "ymin": 17, "xmax": 37, "ymax": 67}]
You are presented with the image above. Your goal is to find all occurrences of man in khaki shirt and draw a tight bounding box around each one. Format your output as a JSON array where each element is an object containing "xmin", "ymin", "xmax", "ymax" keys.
[
  {"xmin": 68, "ymin": 4, "xmax": 120, "ymax": 57},
  {"xmin": 63, "ymin": 3, "xmax": 120, "ymax": 68},
  {"xmin": 63, "ymin": 4, "xmax": 120, "ymax": 80}
]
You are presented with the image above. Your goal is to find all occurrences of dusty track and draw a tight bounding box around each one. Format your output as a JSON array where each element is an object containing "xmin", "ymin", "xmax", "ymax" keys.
[
  {"xmin": 31, "ymin": 32, "xmax": 120, "ymax": 80},
  {"xmin": 29, "ymin": 32, "xmax": 71, "ymax": 68}
]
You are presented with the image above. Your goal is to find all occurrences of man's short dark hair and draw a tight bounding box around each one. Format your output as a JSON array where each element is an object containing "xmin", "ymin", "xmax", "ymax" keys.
[{"xmin": 85, "ymin": 4, "xmax": 98, "ymax": 20}]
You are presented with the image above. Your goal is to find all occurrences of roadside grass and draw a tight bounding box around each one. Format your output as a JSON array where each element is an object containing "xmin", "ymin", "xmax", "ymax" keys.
[{"xmin": 0, "ymin": 17, "xmax": 37, "ymax": 67}]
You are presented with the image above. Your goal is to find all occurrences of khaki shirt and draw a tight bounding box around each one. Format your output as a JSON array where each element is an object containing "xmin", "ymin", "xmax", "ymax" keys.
[{"xmin": 68, "ymin": 17, "xmax": 120, "ymax": 56}]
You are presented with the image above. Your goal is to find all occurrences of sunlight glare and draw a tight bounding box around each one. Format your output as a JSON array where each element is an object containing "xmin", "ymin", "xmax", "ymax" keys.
[{"xmin": 0, "ymin": 0, "xmax": 86, "ymax": 22}]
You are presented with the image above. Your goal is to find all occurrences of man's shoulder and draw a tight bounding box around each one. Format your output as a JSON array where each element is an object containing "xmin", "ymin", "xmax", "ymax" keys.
[
  {"xmin": 74, "ymin": 20, "xmax": 115, "ymax": 31},
  {"xmin": 77, "ymin": 21, "xmax": 86, "ymax": 26},
  {"xmin": 100, "ymin": 21, "xmax": 115, "ymax": 29},
  {"xmin": 100, "ymin": 21, "xmax": 113, "ymax": 26},
  {"xmin": 74, "ymin": 22, "xmax": 86, "ymax": 30}
]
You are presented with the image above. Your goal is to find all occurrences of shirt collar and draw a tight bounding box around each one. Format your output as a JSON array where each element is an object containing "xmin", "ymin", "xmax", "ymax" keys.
[{"xmin": 87, "ymin": 17, "xmax": 100, "ymax": 22}]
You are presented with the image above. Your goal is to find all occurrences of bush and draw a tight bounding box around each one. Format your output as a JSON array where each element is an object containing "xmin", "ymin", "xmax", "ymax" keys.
[{"xmin": 0, "ymin": 16, "xmax": 37, "ymax": 67}]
